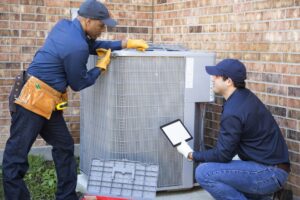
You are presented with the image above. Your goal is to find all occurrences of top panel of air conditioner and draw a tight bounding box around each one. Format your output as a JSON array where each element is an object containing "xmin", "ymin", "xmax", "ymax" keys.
[{"xmin": 109, "ymin": 50, "xmax": 215, "ymax": 103}]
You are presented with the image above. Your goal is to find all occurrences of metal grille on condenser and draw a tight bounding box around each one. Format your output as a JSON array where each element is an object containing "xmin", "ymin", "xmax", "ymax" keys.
[{"xmin": 80, "ymin": 55, "xmax": 185, "ymax": 187}]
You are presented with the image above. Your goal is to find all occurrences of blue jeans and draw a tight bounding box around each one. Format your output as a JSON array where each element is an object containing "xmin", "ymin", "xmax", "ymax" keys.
[
  {"xmin": 195, "ymin": 160, "xmax": 289, "ymax": 200},
  {"xmin": 2, "ymin": 105, "xmax": 78, "ymax": 200}
]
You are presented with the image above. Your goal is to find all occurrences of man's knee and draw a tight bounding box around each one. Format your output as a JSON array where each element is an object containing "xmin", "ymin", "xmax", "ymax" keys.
[{"xmin": 195, "ymin": 163, "xmax": 212, "ymax": 185}]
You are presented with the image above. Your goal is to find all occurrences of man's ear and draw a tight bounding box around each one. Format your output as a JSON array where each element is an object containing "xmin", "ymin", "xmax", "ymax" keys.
[
  {"xmin": 79, "ymin": 17, "xmax": 88, "ymax": 31},
  {"xmin": 227, "ymin": 78, "xmax": 234, "ymax": 87},
  {"xmin": 84, "ymin": 18, "xmax": 91, "ymax": 26}
]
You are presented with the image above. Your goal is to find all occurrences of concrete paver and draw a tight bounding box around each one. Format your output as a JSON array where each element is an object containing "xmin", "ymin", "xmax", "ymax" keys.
[{"xmin": 156, "ymin": 187, "xmax": 214, "ymax": 200}]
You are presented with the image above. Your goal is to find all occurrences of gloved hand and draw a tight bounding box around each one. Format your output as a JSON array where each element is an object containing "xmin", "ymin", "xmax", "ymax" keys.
[
  {"xmin": 126, "ymin": 39, "xmax": 149, "ymax": 51},
  {"xmin": 176, "ymin": 140, "xmax": 193, "ymax": 160},
  {"xmin": 96, "ymin": 48, "xmax": 111, "ymax": 71}
]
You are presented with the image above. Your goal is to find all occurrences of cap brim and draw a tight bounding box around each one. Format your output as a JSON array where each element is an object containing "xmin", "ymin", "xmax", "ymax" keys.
[
  {"xmin": 205, "ymin": 66, "xmax": 222, "ymax": 76},
  {"xmin": 102, "ymin": 18, "xmax": 117, "ymax": 27}
]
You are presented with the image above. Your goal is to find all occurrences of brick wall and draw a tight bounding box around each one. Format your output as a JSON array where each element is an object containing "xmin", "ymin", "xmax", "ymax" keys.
[
  {"xmin": 1, "ymin": 0, "xmax": 300, "ymax": 197},
  {"xmin": 0, "ymin": 0, "xmax": 152, "ymax": 147},
  {"xmin": 153, "ymin": 0, "xmax": 300, "ymax": 197}
]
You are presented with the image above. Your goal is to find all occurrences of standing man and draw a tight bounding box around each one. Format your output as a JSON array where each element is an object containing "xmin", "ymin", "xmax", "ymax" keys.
[
  {"xmin": 176, "ymin": 59, "xmax": 290, "ymax": 200},
  {"xmin": 2, "ymin": 0, "xmax": 148, "ymax": 199}
]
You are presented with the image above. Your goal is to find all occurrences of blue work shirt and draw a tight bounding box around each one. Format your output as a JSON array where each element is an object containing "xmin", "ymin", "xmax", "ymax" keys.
[
  {"xmin": 27, "ymin": 18, "xmax": 122, "ymax": 93},
  {"xmin": 193, "ymin": 88, "xmax": 290, "ymax": 165}
]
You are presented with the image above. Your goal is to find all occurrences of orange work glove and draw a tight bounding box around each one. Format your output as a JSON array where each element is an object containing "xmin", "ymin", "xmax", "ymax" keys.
[
  {"xmin": 126, "ymin": 39, "xmax": 149, "ymax": 51},
  {"xmin": 96, "ymin": 48, "xmax": 111, "ymax": 71}
]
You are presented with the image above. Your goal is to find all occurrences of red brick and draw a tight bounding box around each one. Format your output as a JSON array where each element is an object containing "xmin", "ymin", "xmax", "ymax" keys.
[
  {"xmin": 47, "ymin": 15, "xmax": 64, "ymax": 22},
  {"xmin": 284, "ymin": 54, "xmax": 300, "ymax": 63},
  {"xmin": 288, "ymin": 87, "xmax": 300, "ymax": 98},
  {"xmin": 250, "ymin": 22, "xmax": 268, "ymax": 31},
  {"xmin": 288, "ymin": 110, "xmax": 300, "ymax": 120},
  {"xmin": 262, "ymin": 9, "xmax": 285, "ymax": 20},
  {"xmin": 243, "ymin": 53, "xmax": 260, "ymax": 61},
  {"xmin": 247, "ymin": 82, "xmax": 266, "ymax": 93},
  {"xmin": 287, "ymin": 99, "xmax": 300, "ymax": 109},
  {"xmin": 0, "ymin": 54, "xmax": 9, "ymax": 61},
  {"xmin": 291, "ymin": 163, "xmax": 300, "ymax": 175},
  {"xmin": 277, "ymin": 117, "xmax": 298, "ymax": 130},
  {"xmin": 20, "ymin": 0, "xmax": 37, "ymax": 5},
  {"xmin": 246, "ymin": 63, "xmax": 265, "ymax": 73},
  {"xmin": 70, "ymin": 1, "xmax": 81, "ymax": 8},
  {"xmin": 278, "ymin": 97, "xmax": 288, "ymax": 107},
  {"xmin": 9, "ymin": 13, "xmax": 20, "ymax": 21},
  {"xmin": 36, "ymin": 6, "xmax": 47, "ymax": 14},
  {"xmin": 253, "ymin": 1, "xmax": 274, "ymax": 10},
  {"xmin": 263, "ymin": 32, "xmax": 284, "ymax": 42},
  {"xmin": 292, "ymin": 20, "xmax": 300, "ymax": 29},
  {"xmin": 288, "ymin": 174, "xmax": 300, "ymax": 187},
  {"xmin": 265, "ymin": 94, "xmax": 279, "ymax": 105},
  {"xmin": 22, "ymin": 5, "xmax": 37, "ymax": 13},
  {"xmin": 0, "ymin": 13, "xmax": 10, "ymax": 20},
  {"xmin": 11, "ymin": 38, "xmax": 36, "ymax": 46},
  {"xmin": 287, "ymin": 8, "xmax": 300, "ymax": 18},
  {"xmin": 10, "ymin": 53, "xmax": 34, "ymax": 63},
  {"xmin": 0, "ymin": 21, "xmax": 9, "ymax": 29},
  {"xmin": 36, "ymin": 22, "xmax": 50, "ymax": 30},
  {"xmin": 45, "ymin": 0, "xmax": 70, "ymax": 7},
  {"xmin": 47, "ymin": 7, "xmax": 62, "ymax": 15},
  {"xmin": 286, "ymin": 140, "xmax": 300, "ymax": 152},
  {"xmin": 0, "ymin": 4, "xmax": 10, "ymax": 13},
  {"xmin": 269, "ymin": 21, "xmax": 291, "ymax": 31},
  {"xmin": 22, "ymin": 46, "xmax": 38, "ymax": 54},
  {"xmin": 213, "ymin": 15, "xmax": 228, "ymax": 23},
  {"xmin": 260, "ymin": 53, "xmax": 282, "ymax": 62},
  {"xmin": 288, "ymin": 65, "xmax": 300, "ymax": 75},
  {"xmin": 274, "ymin": 0, "xmax": 295, "ymax": 8},
  {"xmin": 282, "ymin": 75, "xmax": 297, "ymax": 85},
  {"xmin": 0, "ymin": 0, "xmax": 18, "ymax": 3},
  {"xmin": 245, "ymin": 12, "xmax": 263, "ymax": 21},
  {"xmin": 21, "ymin": 30, "xmax": 36, "ymax": 37}
]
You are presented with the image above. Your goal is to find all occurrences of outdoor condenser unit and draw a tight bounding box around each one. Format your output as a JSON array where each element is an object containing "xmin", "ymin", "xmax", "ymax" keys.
[{"xmin": 80, "ymin": 49, "xmax": 215, "ymax": 190}]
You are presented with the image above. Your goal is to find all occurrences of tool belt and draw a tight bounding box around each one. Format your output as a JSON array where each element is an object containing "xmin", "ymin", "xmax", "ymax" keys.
[{"xmin": 14, "ymin": 75, "xmax": 67, "ymax": 119}]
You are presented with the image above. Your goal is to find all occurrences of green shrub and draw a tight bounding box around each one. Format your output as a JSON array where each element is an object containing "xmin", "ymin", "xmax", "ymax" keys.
[
  {"xmin": 25, "ymin": 155, "xmax": 57, "ymax": 200},
  {"xmin": 1, "ymin": 155, "xmax": 80, "ymax": 200}
]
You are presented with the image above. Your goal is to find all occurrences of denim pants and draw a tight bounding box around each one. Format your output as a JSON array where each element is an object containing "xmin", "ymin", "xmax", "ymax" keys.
[
  {"xmin": 195, "ymin": 160, "xmax": 289, "ymax": 200},
  {"xmin": 2, "ymin": 105, "xmax": 78, "ymax": 200}
]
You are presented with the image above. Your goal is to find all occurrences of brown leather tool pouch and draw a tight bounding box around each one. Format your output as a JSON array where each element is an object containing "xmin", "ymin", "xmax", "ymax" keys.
[{"xmin": 15, "ymin": 76, "xmax": 65, "ymax": 119}]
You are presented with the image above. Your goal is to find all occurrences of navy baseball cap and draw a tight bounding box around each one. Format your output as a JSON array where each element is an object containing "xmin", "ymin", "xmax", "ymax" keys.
[
  {"xmin": 78, "ymin": 0, "xmax": 117, "ymax": 27},
  {"xmin": 205, "ymin": 59, "xmax": 247, "ymax": 82}
]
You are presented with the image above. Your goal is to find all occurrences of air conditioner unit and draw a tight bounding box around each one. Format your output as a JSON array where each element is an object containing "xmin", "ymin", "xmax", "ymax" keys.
[{"xmin": 80, "ymin": 50, "xmax": 215, "ymax": 190}]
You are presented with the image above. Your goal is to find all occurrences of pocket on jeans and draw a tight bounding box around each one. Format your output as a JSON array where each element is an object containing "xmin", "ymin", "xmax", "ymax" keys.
[{"xmin": 256, "ymin": 175, "xmax": 282, "ymax": 195}]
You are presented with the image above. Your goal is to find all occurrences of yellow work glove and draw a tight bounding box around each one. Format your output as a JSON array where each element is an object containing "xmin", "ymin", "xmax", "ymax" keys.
[
  {"xmin": 126, "ymin": 39, "xmax": 149, "ymax": 51},
  {"xmin": 96, "ymin": 48, "xmax": 111, "ymax": 71}
]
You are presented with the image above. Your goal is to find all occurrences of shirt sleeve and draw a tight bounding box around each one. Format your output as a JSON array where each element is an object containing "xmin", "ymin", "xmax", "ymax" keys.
[
  {"xmin": 192, "ymin": 116, "xmax": 242, "ymax": 162},
  {"xmin": 88, "ymin": 40, "xmax": 122, "ymax": 55},
  {"xmin": 64, "ymin": 49, "xmax": 101, "ymax": 91}
]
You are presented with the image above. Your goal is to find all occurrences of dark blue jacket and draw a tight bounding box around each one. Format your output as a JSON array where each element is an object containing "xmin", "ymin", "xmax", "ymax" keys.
[
  {"xmin": 193, "ymin": 88, "xmax": 290, "ymax": 165},
  {"xmin": 27, "ymin": 18, "xmax": 122, "ymax": 93}
]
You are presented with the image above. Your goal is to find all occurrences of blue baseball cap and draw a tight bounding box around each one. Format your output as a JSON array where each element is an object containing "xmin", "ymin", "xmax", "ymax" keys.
[
  {"xmin": 78, "ymin": 0, "xmax": 117, "ymax": 27},
  {"xmin": 205, "ymin": 59, "xmax": 247, "ymax": 82}
]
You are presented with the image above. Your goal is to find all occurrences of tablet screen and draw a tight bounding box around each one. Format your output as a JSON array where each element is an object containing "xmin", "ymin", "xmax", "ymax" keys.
[{"xmin": 160, "ymin": 119, "xmax": 193, "ymax": 147}]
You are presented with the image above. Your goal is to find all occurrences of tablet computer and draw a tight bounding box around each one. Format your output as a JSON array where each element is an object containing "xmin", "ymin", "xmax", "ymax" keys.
[{"xmin": 160, "ymin": 119, "xmax": 193, "ymax": 147}]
